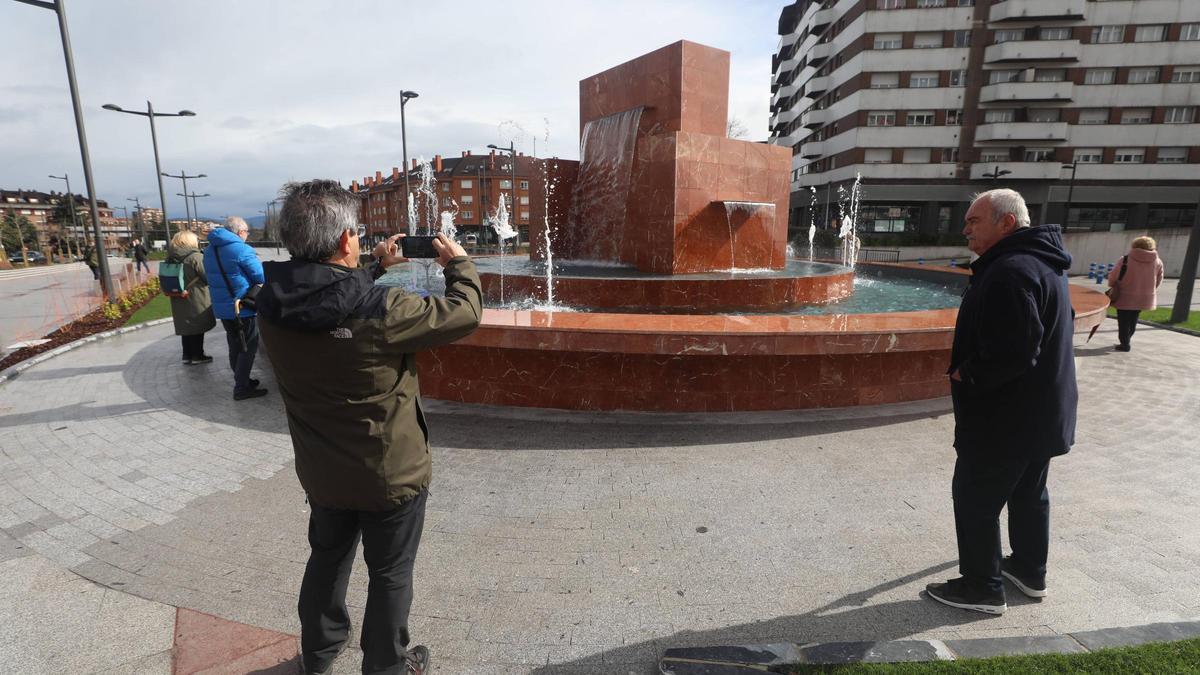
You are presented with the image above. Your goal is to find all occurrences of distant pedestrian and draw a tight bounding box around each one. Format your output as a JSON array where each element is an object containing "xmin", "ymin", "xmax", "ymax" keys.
[
  {"xmin": 165, "ymin": 230, "xmax": 215, "ymax": 364},
  {"xmin": 1107, "ymin": 236, "xmax": 1164, "ymax": 352},
  {"xmin": 927, "ymin": 189, "xmax": 1077, "ymax": 615},
  {"xmin": 131, "ymin": 238, "xmax": 150, "ymax": 274},
  {"xmin": 257, "ymin": 180, "xmax": 481, "ymax": 675},
  {"xmin": 83, "ymin": 244, "xmax": 99, "ymax": 280},
  {"xmin": 204, "ymin": 216, "xmax": 267, "ymax": 400}
]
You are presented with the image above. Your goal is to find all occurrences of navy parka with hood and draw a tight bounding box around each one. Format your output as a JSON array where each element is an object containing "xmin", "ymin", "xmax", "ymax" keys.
[{"xmin": 949, "ymin": 225, "xmax": 1078, "ymax": 459}]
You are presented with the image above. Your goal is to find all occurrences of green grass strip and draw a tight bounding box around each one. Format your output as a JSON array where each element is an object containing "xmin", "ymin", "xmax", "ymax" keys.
[
  {"xmin": 791, "ymin": 636, "xmax": 1200, "ymax": 674},
  {"xmin": 1106, "ymin": 307, "xmax": 1200, "ymax": 332},
  {"xmin": 123, "ymin": 293, "xmax": 172, "ymax": 326}
]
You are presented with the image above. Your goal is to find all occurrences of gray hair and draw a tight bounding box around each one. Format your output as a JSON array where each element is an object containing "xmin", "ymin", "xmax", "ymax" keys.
[
  {"xmin": 225, "ymin": 216, "xmax": 250, "ymax": 234},
  {"xmin": 277, "ymin": 180, "xmax": 360, "ymax": 261},
  {"xmin": 971, "ymin": 189, "xmax": 1031, "ymax": 228}
]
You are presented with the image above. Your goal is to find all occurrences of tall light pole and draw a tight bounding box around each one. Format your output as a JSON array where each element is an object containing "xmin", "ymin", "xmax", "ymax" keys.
[
  {"xmin": 1061, "ymin": 162, "xmax": 1079, "ymax": 229},
  {"xmin": 162, "ymin": 171, "xmax": 206, "ymax": 229},
  {"xmin": 982, "ymin": 165, "xmax": 1012, "ymax": 182},
  {"xmin": 400, "ymin": 90, "xmax": 419, "ymax": 233},
  {"xmin": 178, "ymin": 192, "xmax": 210, "ymax": 227},
  {"xmin": 488, "ymin": 142, "xmax": 520, "ymax": 248},
  {"xmin": 48, "ymin": 173, "xmax": 84, "ymax": 256},
  {"xmin": 15, "ymin": 0, "xmax": 115, "ymax": 299},
  {"xmin": 127, "ymin": 196, "xmax": 145, "ymax": 241},
  {"xmin": 102, "ymin": 102, "xmax": 195, "ymax": 237}
]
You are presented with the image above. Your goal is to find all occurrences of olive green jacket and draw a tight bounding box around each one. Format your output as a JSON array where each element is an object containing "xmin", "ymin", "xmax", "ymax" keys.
[
  {"xmin": 166, "ymin": 247, "xmax": 216, "ymax": 336},
  {"xmin": 256, "ymin": 257, "xmax": 481, "ymax": 511}
]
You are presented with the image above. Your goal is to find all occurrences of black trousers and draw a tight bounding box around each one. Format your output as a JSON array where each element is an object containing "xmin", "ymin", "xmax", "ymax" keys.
[
  {"xmin": 180, "ymin": 334, "xmax": 206, "ymax": 360},
  {"xmin": 952, "ymin": 453, "xmax": 1051, "ymax": 594},
  {"xmin": 220, "ymin": 317, "xmax": 258, "ymax": 393},
  {"xmin": 299, "ymin": 490, "xmax": 428, "ymax": 675},
  {"xmin": 1116, "ymin": 309, "xmax": 1141, "ymax": 347}
]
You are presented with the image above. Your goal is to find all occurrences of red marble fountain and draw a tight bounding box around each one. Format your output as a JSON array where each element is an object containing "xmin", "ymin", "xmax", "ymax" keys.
[{"xmin": 415, "ymin": 40, "xmax": 1106, "ymax": 412}]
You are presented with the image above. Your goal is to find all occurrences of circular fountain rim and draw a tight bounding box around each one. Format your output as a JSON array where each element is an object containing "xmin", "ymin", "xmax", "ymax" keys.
[{"xmin": 471, "ymin": 254, "xmax": 852, "ymax": 281}]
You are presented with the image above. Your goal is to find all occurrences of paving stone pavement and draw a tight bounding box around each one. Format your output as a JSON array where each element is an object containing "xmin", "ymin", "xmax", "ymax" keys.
[{"xmin": 0, "ymin": 318, "xmax": 1197, "ymax": 674}]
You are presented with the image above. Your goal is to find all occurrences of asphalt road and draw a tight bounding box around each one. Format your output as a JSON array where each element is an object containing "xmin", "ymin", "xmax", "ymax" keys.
[{"xmin": 0, "ymin": 259, "xmax": 119, "ymax": 354}]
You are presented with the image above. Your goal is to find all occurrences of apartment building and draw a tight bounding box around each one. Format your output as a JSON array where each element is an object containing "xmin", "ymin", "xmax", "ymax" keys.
[
  {"xmin": 352, "ymin": 150, "xmax": 541, "ymax": 245},
  {"xmin": 1, "ymin": 189, "xmax": 123, "ymax": 248},
  {"xmin": 770, "ymin": 0, "xmax": 1200, "ymax": 240}
]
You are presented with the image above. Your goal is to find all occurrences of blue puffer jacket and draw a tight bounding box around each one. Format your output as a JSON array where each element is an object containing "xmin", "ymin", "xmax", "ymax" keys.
[{"xmin": 203, "ymin": 227, "xmax": 264, "ymax": 320}]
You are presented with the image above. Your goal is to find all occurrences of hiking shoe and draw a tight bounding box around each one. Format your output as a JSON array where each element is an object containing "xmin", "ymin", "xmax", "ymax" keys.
[
  {"xmin": 925, "ymin": 578, "xmax": 1006, "ymax": 615},
  {"xmin": 192, "ymin": 355, "xmax": 213, "ymax": 364},
  {"xmin": 1114, "ymin": 344, "xmax": 1131, "ymax": 352},
  {"xmin": 405, "ymin": 645, "xmax": 431, "ymax": 674},
  {"xmin": 1001, "ymin": 556, "xmax": 1047, "ymax": 598},
  {"xmin": 233, "ymin": 387, "xmax": 268, "ymax": 401}
]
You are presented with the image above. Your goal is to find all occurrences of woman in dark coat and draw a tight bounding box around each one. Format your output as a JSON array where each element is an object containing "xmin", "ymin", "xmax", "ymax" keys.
[{"xmin": 167, "ymin": 229, "xmax": 216, "ymax": 364}]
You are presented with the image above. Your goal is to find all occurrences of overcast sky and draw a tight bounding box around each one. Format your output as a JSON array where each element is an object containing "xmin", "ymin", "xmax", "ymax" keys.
[{"xmin": 1, "ymin": 0, "xmax": 781, "ymax": 220}]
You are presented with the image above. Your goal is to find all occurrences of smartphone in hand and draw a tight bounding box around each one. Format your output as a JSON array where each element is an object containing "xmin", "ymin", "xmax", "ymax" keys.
[{"xmin": 400, "ymin": 235, "xmax": 439, "ymax": 259}]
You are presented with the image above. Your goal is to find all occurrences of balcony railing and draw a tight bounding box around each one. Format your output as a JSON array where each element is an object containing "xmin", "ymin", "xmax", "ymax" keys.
[
  {"xmin": 808, "ymin": 42, "xmax": 833, "ymax": 66},
  {"xmin": 800, "ymin": 108, "xmax": 828, "ymax": 128},
  {"xmin": 989, "ymin": 0, "xmax": 1085, "ymax": 23},
  {"xmin": 800, "ymin": 140, "xmax": 825, "ymax": 158},
  {"xmin": 805, "ymin": 75, "xmax": 831, "ymax": 97},
  {"xmin": 975, "ymin": 122, "xmax": 1069, "ymax": 143},
  {"xmin": 979, "ymin": 81, "xmax": 1073, "ymax": 103},
  {"xmin": 984, "ymin": 39, "xmax": 1080, "ymax": 64}
]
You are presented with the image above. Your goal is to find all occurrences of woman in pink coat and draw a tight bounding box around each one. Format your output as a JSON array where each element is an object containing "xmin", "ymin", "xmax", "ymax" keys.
[{"xmin": 1107, "ymin": 236, "xmax": 1164, "ymax": 352}]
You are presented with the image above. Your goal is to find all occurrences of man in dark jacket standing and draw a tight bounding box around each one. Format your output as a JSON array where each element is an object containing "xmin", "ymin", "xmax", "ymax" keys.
[
  {"xmin": 257, "ymin": 180, "xmax": 481, "ymax": 675},
  {"xmin": 205, "ymin": 217, "xmax": 268, "ymax": 400},
  {"xmin": 926, "ymin": 188, "xmax": 1077, "ymax": 616},
  {"xmin": 131, "ymin": 238, "xmax": 150, "ymax": 274}
]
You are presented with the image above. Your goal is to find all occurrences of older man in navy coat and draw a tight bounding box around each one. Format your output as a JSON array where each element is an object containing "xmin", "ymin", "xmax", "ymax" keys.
[{"xmin": 925, "ymin": 189, "xmax": 1078, "ymax": 615}]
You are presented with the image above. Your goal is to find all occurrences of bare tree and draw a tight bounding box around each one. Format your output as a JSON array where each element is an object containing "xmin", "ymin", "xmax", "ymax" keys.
[{"xmin": 727, "ymin": 117, "xmax": 749, "ymax": 140}]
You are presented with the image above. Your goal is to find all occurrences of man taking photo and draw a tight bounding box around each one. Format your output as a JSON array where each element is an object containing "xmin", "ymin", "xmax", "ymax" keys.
[{"xmin": 256, "ymin": 179, "xmax": 481, "ymax": 675}]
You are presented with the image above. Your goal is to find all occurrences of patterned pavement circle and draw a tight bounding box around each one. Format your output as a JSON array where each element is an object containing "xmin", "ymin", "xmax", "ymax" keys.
[{"xmin": 0, "ymin": 320, "xmax": 1198, "ymax": 674}]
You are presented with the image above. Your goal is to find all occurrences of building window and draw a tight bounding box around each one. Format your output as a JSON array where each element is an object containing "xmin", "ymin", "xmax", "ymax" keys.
[
  {"xmin": 1029, "ymin": 108, "xmax": 1061, "ymax": 122},
  {"xmin": 1083, "ymin": 68, "xmax": 1116, "ymax": 85},
  {"xmin": 499, "ymin": 179, "xmax": 512, "ymax": 189},
  {"xmin": 874, "ymin": 33, "xmax": 902, "ymax": 50},
  {"xmin": 878, "ymin": 0, "xmax": 902, "ymax": 8},
  {"xmin": 519, "ymin": 180, "xmax": 529, "ymax": 190},
  {"xmin": 910, "ymin": 72, "xmax": 939, "ymax": 88},
  {"xmin": 864, "ymin": 148, "xmax": 892, "ymax": 163},
  {"xmin": 1156, "ymin": 148, "xmax": 1188, "ymax": 164},
  {"xmin": 1114, "ymin": 148, "xmax": 1145, "ymax": 164},
  {"xmin": 867, "ymin": 111, "xmax": 896, "ymax": 126},
  {"xmin": 1171, "ymin": 67, "xmax": 1200, "ymax": 83},
  {"xmin": 519, "ymin": 196, "xmax": 529, "ymax": 205},
  {"xmin": 461, "ymin": 195, "xmax": 474, "ymax": 204},
  {"xmin": 1147, "ymin": 206, "xmax": 1196, "ymax": 227},
  {"xmin": 1182, "ymin": 24, "xmax": 1200, "ymax": 41},
  {"xmin": 1039, "ymin": 27, "xmax": 1071, "ymax": 41},
  {"xmin": 988, "ymin": 70, "xmax": 1021, "ymax": 84},
  {"xmin": 914, "ymin": 33, "xmax": 943, "ymax": 48},
  {"xmin": 953, "ymin": 30, "xmax": 972, "ymax": 48},
  {"xmin": 958, "ymin": 0, "xmax": 974, "ymax": 6},
  {"xmin": 520, "ymin": 211, "xmax": 530, "ymax": 221},
  {"xmin": 1067, "ymin": 207, "xmax": 1128, "ymax": 232},
  {"xmin": 441, "ymin": 183, "xmax": 450, "ymax": 192},
  {"xmin": 460, "ymin": 179, "xmax": 473, "ymax": 188},
  {"xmin": 1073, "ymin": 148, "xmax": 1103, "ymax": 164},
  {"xmin": 984, "ymin": 109, "xmax": 1015, "ymax": 123},
  {"xmin": 980, "ymin": 150, "xmax": 1009, "ymax": 162},
  {"xmin": 1120, "ymin": 108, "xmax": 1153, "ymax": 124},
  {"xmin": 1128, "ymin": 67, "xmax": 1160, "ymax": 84},
  {"xmin": 947, "ymin": 109, "xmax": 963, "ymax": 125},
  {"xmin": 1165, "ymin": 107, "xmax": 1196, "ymax": 123},
  {"xmin": 950, "ymin": 69, "xmax": 968, "ymax": 87},
  {"xmin": 903, "ymin": 148, "xmax": 931, "ymax": 163},
  {"xmin": 916, "ymin": 0, "xmax": 947, "ymax": 6},
  {"xmin": 1034, "ymin": 68, "xmax": 1066, "ymax": 82},
  {"xmin": 461, "ymin": 210, "xmax": 473, "ymax": 221},
  {"xmin": 861, "ymin": 205, "xmax": 919, "ymax": 233},
  {"xmin": 441, "ymin": 197, "xmax": 452, "ymax": 206},
  {"xmin": 1077, "ymin": 108, "xmax": 1109, "ymax": 124},
  {"xmin": 941, "ymin": 148, "xmax": 960, "ymax": 163},
  {"xmin": 1134, "ymin": 25, "xmax": 1166, "ymax": 42},
  {"xmin": 906, "ymin": 110, "xmax": 936, "ymax": 126},
  {"xmin": 994, "ymin": 29, "xmax": 1025, "ymax": 44},
  {"xmin": 1024, "ymin": 148, "xmax": 1054, "ymax": 162},
  {"xmin": 1091, "ymin": 25, "xmax": 1125, "ymax": 43},
  {"xmin": 870, "ymin": 73, "xmax": 899, "ymax": 88}
]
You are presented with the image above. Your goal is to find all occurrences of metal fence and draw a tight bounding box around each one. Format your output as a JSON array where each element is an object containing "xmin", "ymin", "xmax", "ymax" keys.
[{"xmin": 804, "ymin": 247, "xmax": 900, "ymax": 263}]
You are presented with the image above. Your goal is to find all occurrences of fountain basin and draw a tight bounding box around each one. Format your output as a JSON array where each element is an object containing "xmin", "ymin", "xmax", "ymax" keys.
[
  {"xmin": 415, "ymin": 264, "xmax": 1109, "ymax": 412},
  {"xmin": 477, "ymin": 257, "xmax": 853, "ymax": 313}
]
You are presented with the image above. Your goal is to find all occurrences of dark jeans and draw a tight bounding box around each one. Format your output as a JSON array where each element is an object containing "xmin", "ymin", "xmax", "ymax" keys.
[
  {"xmin": 220, "ymin": 317, "xmax": 259, "ymax": 393},
  {"xmin": 299, "ymin": 491, "xmax": 428, "ymax": 675},
  {"xmin": 1116, "ymin": 309, "xmax": 1141, "ymax": 347},
  {"xmin": 135, "ymin": 259, "xmax": 150, "ymax": 274},
  {"xmin": 952, "ymin": 453, "xmax": 1051, "ymax": 594},
  {"xmin": 87, "ymin": 265, "xmax": 98, "ymax": 280},
  {"xmin": 180, "ymin": 334, "xmax": 206, "ymax": 360}
]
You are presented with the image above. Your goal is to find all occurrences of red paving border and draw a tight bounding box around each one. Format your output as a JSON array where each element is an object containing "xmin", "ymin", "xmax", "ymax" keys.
[{"xmin": 172, "ymin": 608, "xmax": 299, "ymax": 674}]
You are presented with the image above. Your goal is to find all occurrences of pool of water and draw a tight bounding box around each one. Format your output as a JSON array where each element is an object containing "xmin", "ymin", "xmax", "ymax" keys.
[{"xmin": 376, "ymin": 260, "xmax": 963, "ymax": 315}]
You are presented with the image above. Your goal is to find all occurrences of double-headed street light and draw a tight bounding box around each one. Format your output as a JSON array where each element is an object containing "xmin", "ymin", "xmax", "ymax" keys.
[
  {"xmin": 177, "ymin": 192, "xmax": 210, "ymax": 228},
  {"xmin": 982, "ymin": 165, "xmax": 1013, "ymax": 182},
  {"xmin": 47, "ymin": 173, "xmax": 84, "ymax": 255},
  {"xmin": 102, "ymin": 102, "xmax": 195, "ymax": 236},
  {"xmin": 400, "ymin": 90, "xmax": 418, "ymax": 232},
  {"xmin": 127, "ymin": 196, "xmax": 146, "ymax": 241},
  {"xmin": 14, "ymin": 0, "xmax": 115, "ymax": 300},
  {"xmin": 161, "ymin": 171, "xmax": 206, "ymax": 229}
]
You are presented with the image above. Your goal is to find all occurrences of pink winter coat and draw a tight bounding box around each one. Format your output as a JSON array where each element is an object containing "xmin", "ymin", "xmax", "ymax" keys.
[{"xmin": 1107, "ymin": 247, "xmax": 1164, "ymax": 311}]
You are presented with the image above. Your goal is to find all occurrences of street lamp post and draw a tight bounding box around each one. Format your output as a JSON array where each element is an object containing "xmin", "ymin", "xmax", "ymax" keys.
[
  {"xmin": 14, "ymin": 0, "xmax": 116, "ymax": 299},
  {"xmin": 102, "ymin": 102, "xmax": 195, "ymax": 237},
  {"xmin": 48, "ymin": 173, "xmax": 84, "ymax": 257},
  {"xmin": 982, "ymin": 165, "xmax": 1013, "ymax": 182},
  {"xmin": 127, "ymin": 196, "xmax": 145, "ymax": 241},
  {"xmin": 488, "ymin": 142, "xmax": 520, "ymax": 249},
  {"xmin": 161, "ymin": 171, "xmax": 206, "ymax": 229},
  {"xmin": 1062, "ymin": 162, "xmax": 1079, "ymax": 230},
  {"xmin": 178, "ymin": 192, "xmax": 210, "ymax": 228},
  {"xmin": 400, "ymin": 90, "xmax": 418, "ymax": 233}
]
